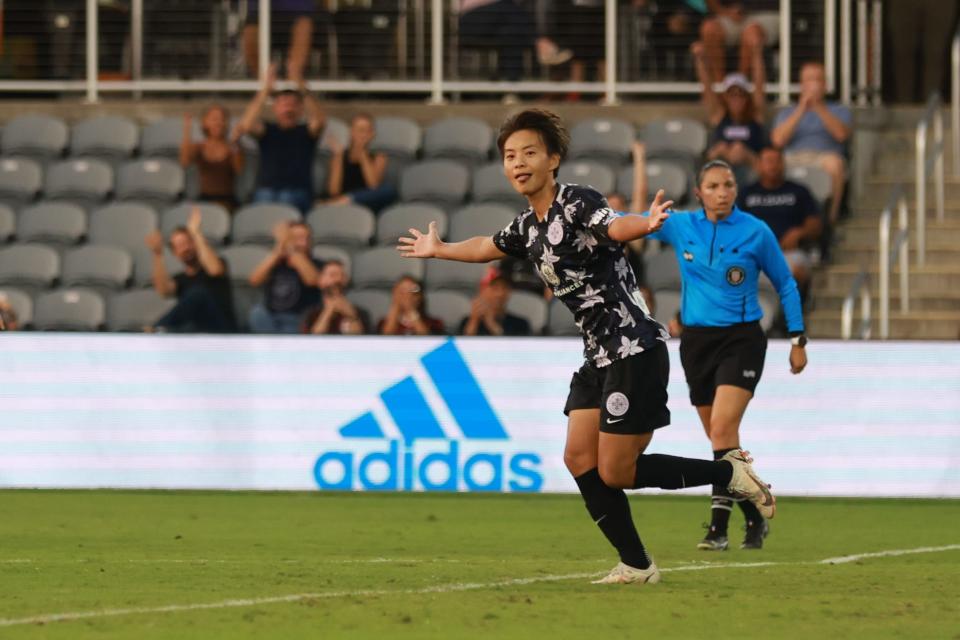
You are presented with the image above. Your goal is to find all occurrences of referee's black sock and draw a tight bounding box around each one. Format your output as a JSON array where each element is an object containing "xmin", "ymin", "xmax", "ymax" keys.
[
  {"xmin": 633, "ymin": 454, "xmax": 733, "ymax": 490},
  {"xmin": 574, "ymin": 468, "xmax": 651, "ymax": 570},
  {"xmin": 709, "ymin": 448, "xmax": 738, "ymax": 536}
]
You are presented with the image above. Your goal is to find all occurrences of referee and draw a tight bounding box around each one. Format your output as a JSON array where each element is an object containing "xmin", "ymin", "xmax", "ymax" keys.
[{"xmin": 646, "ymin": 159, "xmax": 808, "ymax": 551}]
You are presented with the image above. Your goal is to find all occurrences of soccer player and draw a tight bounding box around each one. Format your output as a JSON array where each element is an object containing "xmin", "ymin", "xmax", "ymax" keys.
[
  {"xmin": 644, "ymin": 159, "xmax": 807, "ymax": 551},
  {"xmin": 397, "ymin": 109, "xmax": 774, "ymax": 585}
]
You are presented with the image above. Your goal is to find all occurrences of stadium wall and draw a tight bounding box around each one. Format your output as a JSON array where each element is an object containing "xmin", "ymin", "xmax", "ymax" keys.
[{"xmin": 2, "ymin": 335, "xmax": 958, "ymax": 497}]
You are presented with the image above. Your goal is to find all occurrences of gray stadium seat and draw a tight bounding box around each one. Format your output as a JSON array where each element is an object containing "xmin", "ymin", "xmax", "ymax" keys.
[
  {"xmin": 616, "ymin": 159, "xmax": 690, "ymax": 207},
  {"xmin": 115, "ymin": 159, "xmax": 185, "ymax": 208},
  {"xmin": 347, "ymin": 289, "xmax": 392, "ymax": 328},
  {"xmin": 422, "ymin": 117, "xmax": 493, "ymax": 166},
  {"xmin": 547, "ymin": 297, "xmax": 578, "ymax": 336},
  {"xmin": 232, "ymin": 203, "xmax": 301, "ymax": 246},
  {"xmin": 786, "ymin": 165, "xmax": 832, "ymax": 209},
  {"xmin": 641, "ymin": 118, "xmax": 708, "ymax": 158},
  {"xmin": 88, "ymin": 203, "xmax": 158, "ymax": 251},
  {"xmin": 17, "ymin": 202, "xmax": 87, "ymax": 247},
  {"xmin": 423, "ymin": 259, "xmax": 488, "ymax": 294},
  {"xmin": 311, "ymin": 244, "xmax": 352, "ymax": 276},
  {"xmin": 0, "ymin": 244, "xmax": 60, "ymax": 292},
  {"xmin": 161, "ymin": 203, "xmax": 231, "ymax": 246},
  {"xmin": 651, "ymin": 288, "xmax": 681, "ymax": 328},
  {"xmin": 62, "ymin": 245, "xmax": 133, "ymax": 291},
  {"xmin": 505, "ymin": 290, "xmax": 548, "ymax": 335},
  {"xmin": 107, "ymin": 289, "xmax": 176, "ymax": 331},
  {"xmin": 372, "ymin": 116, "xmax": 422, "ymax": 160},
  {"xmin": 0, "ymin": 287, "xmax": 33, "ymax": 328},
  {"xmin": 376, "ymin": 204, "xmax": 447, "ymax": 245},
  {"xmin": 471, "ymin": 162, "xmax": 527, "ymax": 209},
  {"xmin": 758, "ymin": 289, "xmax": 778, "ymax": 332},
  {"xmin": 313, "ymin": 158, "xmax": 330, "ymax": 199},
  {"xmin": 448, "ymin": 204, "xmax": 517, "ymax": 242},
  {"xmin": 69, "ymin": 115, "xmax": 139, "ymax": 162},
  {"xmin": 133, "ymin": 247, "xmax": 184, "ymax": 288},
  {"xmin": 400, "ymin": 161, "xmax": 470, "ymax": 210},
  {"xmin": 427, "ymin": 290, "xmax": 472, "ymax": 334},
  {"xmin": 141, "ymin": 117, "xmax": 199, "ymax": 158},
  {"xmin": 352, "ymin": 246, "xmax": 424, "ymax": 289},
  {"xmin": 306, "ymin": 203, "xmax": 375, "ymax": 247},
  {"xmin": 0, "ymin": 157, "xmax": 42, "ymax": 209},
  {"xmin": 0, "ymin": 114, "xmax": 68, "ymax": 161},
  {"xmin": 221, "ymin": 245, "xmax": 271, "ymax": 284},
  {"xmin": 645, "ymin": 249, "xmax": 682, "ymax": 291},
  {"xmin": 33, "ymin": 288, "xmax": 105, "ymax": 331},
  {"xmin": 0, "ymin": 204, "xmax": 14, "ymax": 243},
  {"xmin": 559, "ymin": 160, "xmax": 616, "ymax": 194},
  {"xmin": 43, "ymin": 158, "xmax": 113, "ymax": 211},
  {"xmin": 569, "ymin": 118, "xmax": 635, "ymax": 167},
  {"xmin": 316, "ymin": 117, "xmax": 349, "ymax": 158}
]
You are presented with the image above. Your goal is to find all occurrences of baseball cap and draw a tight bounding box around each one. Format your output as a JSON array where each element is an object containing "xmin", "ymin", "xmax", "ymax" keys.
[{"xmin": 715, "ymin": 73, "xmax": 753, "ymax": 93}]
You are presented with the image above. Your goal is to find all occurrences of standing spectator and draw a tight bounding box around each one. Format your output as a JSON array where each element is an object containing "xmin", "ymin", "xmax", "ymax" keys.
[
  {"xmin": 145, "ymin": 207, "xmax": 236, "ymax": 333},
  {"xmin": 553, "ymin": 0, "xmax": 605, "ymax": 95},
  {"xmin": 247, "ymin": 221, "xmax": 322, "ymax": 334},
  {"xmin": 459, "ymin": 275, "xmax": 531, "ymax": 336},
  {"xmin": 236, "ymin": 63, "xmax": 326, "ymax": 214},
  {"xmin": 886, "ymin": 0, "xmax": 960, "ymax": 103},
  {"xmin": 242, "ymin": 0, "xmax": 328, "ymax": 82},
  {"xmin": 699, "ymin": 0, "xmax": 779, "ymax": 82},
  {"xmin": 738, "ymin": 147, "xmax": 822, "ymax": 292},
  {"xmin": 379, "ymin": 276, "xmax": 445, "ymax": 335},
  {"xmin": 771, "ymin": 61, "xmax": 851, "ymax": 225},
  {"xmin": 180, "ymin": 105, "xmax": 244, "ymax": 212},
  {"xmin": 326, "ymin": 114, "xmax": 397, "ymax": 212},
  {"xmin": 304, "ymin": 260, "xmax": 368, "ymax": 335}
]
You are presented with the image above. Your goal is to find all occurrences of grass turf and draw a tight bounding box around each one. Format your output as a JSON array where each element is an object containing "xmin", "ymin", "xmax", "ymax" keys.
[{"xmin": 0, "ymin": 491, "xmax": 958, "ymax": 639}]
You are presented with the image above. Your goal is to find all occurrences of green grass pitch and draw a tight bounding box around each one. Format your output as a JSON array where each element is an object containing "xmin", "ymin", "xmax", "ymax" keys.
[{"xmin": 1, "ymin": 491, "xmax": 958, "ymax": 639}]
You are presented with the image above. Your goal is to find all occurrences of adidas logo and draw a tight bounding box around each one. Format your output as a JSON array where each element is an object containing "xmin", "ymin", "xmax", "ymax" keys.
[{"xmin": 314, "ymin": 339, "xmax": 544, "ymax": 493}]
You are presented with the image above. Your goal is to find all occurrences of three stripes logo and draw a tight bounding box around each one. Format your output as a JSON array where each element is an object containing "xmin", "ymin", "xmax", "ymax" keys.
[{"xmin": 314, "ymin": 339, "xmax": 543, "ymax": 492}]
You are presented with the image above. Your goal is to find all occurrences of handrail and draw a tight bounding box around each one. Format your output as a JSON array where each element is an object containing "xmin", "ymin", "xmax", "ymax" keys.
[
  {"xmin": 952, "ymin": 25, "xmax": 959, "ymax": 177},
  {"xmin": 915, "ymin": 92, "xmax": 946, "ymax": 266},
  {"xmin": 878, "ymin": 186, "xmax": 910, "ymax": 340},
  {"xmin": 841, "ymin": 270, "xmax": 871, "ymax": 340}
]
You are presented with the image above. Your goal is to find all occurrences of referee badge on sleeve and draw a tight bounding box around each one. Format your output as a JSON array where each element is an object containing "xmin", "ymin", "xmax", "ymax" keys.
[{"xmin": 726, "ymin": 266, "xmax": 746, "ymax": 286}]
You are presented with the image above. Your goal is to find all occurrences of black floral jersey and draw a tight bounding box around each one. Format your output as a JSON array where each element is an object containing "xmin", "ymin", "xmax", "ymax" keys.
[{"xmin": 492, "ymin": 183, "xmax": 669, "ymax": 367}]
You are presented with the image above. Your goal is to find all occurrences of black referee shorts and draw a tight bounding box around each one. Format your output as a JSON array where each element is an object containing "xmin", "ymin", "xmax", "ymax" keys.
[
  {"xmin": 563, "ymin": 341, "xmax": 671, "ymax": 435},
  {"xmin": 679, "ymin": 321, "xmax": 767, "ymax": 407}
]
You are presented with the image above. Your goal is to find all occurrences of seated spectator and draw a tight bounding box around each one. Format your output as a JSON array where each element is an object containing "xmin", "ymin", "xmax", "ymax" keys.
[
  {"xmin": 699, "ymin": 0, "xmax": 779, "ymax": 81},
  {"xmin": 326, "ymin": 114, "xmax": 397, "ymax": 212},
  {"xmin": 236, "ymin": 63, "xmax": 325, "ymax": 214},
  {"xmin": 459, "ymin": 275, "xmax": 531, "ymax": 336},
  {"xmin": 179, "ymin": 105, "xmax": 244, "ymax": 212},
  {"xmin": 242, "ymin": 0, "xmax": 327, "ymax": 82},
  {"xmin": 0, "ymin": 295, "xmax": 18, "ymax": 331},
  {"xmin": 247, "ymin": 221, "xmax": 321, "ymax": 334},
  {"xmin": 379, "ymin": 276, "xmax": 444, "ymax": 335},
  {"xmin": 498, "ymin": 256, "xmax": 548, "ymax": 298},
  {"xmin": 771, "ymin": 61, "xmax": 851, "ymax": 224},
  {"xmin": 303, "ymin": 260, "xmax": 368, "ymax": 335},
  {"xmin": 146, "ymin": 207, "xmax": 236, "ymax": 333},
  {"xmin": 738, "ymin": 147, "xmax": 822, "ymax": 291}
]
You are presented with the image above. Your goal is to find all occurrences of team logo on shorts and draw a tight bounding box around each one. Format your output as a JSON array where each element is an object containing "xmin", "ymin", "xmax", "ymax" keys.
[
  {"xmin": 726, "ymin": 266, "xmax": 746, "ymax": 286},
  {"xmin": 547, "ymin": 220, "xmax": 564, "ymax": 245},
  {"xmin": 605, "ymin": 392, "xmax": 630, "ymax": 417}
]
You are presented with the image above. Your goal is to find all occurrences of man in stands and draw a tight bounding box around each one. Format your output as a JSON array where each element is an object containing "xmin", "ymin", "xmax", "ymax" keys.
[
  {"xmin": 248, "ymin": 221, "xmax": 322, "ymax": 334},
  {"xmin": 460, "ymin": 274, "xmax": 531, "ymax": 336},
  {"xmin": 304, "ymin": 260, "xmax": 368, "ymax": 335}
]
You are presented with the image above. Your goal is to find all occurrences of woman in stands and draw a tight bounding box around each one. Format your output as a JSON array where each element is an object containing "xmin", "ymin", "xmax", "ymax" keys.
[
  {"xmin": 397, "ymin": 109, "xmax": 774, "ymax": 585},
  {"xmin": 179, "ymin": 105, "xmax": 244, "ymax": 212},
  {"xmin": 326, "ymin": 113, "xmax": 397, "ymax": 213},
  {"xmin": 379, "ymin": 275, "xmax": 444, "ymax": 336},
  {"xmin": 645, "ymin": 159, "xmax": 807, "ymax": 552}
]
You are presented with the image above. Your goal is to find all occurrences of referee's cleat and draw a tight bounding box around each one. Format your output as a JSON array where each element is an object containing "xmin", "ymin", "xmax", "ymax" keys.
[
  {"xmin": 722, "ymin": 449, "xmax": 776, "ymax": 519},
  {"xmin": 592, "ymin": 561, "xmax": 661, "ymax": 585},
  {"xmin": 697, "ymin": 525, "xmax": 729, "ymax": 551},
  {"xmin": 741, "ymin": 519, "xmax": 770, "ymax": 550}
]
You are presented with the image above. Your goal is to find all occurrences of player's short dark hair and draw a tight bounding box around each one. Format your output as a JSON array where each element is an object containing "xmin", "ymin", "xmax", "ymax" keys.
[
  {"xmin": 697, "ymin": 159, "xmax": 736, "ymax": 187},
  {"xmin": 496, "ymin": 109, "xmax": 569, "ymax": 177}
]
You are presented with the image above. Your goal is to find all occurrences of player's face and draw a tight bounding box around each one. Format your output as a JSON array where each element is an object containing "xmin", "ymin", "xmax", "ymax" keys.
[
  {"xmin": 697, "ymin": 167, "xmax": 737, "ymax": 215},
  {"xmin": 502, "ymin": 129, "xmax": 559, "ymax": 199},
  {"xmin": 757, "ymin": 149, "xmax": 785, "ymax": 183},
  {"xmin": 288, "ymin": 225, "xmax": 311, "ymax": 255},
  {"xmin": 169, "ymin": 231, "xmax": 198, "ymax": 266}
]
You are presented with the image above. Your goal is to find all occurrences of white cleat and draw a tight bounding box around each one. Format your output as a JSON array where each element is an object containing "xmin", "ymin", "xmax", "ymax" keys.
[
  {"xmin": 723, "ymin": 449, "xmax": 776, "ymax": 519},
  {"xmin": 591, "ymin": 561, "xmax": 661, "ymax": 585}
]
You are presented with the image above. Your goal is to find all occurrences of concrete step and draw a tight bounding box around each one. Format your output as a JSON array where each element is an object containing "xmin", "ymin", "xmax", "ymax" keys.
[
  {"xmin": 816, "ymin": 263, "xmax": 960, "ymax": 293},
  {"xmin": 835, "ymin": 220, "xmax": 960, "ymax": 244},
  {"xmin": 807, "ymin": 310, "xmax": 960, "ymax": 340},
  {"xmin": 828, "ymin": 243, "xmax": 958, "ymax": 266},
  {"xmin": 813, "ymin": 291, "xmax": 960, "ymax": 313}
]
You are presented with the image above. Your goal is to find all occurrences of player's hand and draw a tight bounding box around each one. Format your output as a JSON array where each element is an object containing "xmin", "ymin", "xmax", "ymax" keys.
[
  {"xmin": 646, "ymin": 189, "xmax": 673, "ymax": 234},
  {"xmin": 789, "ymin": 345, "xmax": 807, "ymax": 374},
  {"xmin": 145, "ymin": 230, "xmax": 164, "ymax": 256},
  {"xmin": 397, "ymin": 221, "xmax": 442, "ymax": 259},
  {"xmin": 186, "ymin": 206, "xmax": 203, "ymax": 236}
]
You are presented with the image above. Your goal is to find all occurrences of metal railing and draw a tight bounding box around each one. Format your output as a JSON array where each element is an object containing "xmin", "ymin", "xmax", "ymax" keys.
[
  {"xmin": 878, "ymin": 187, "xmax": 910, "ymax": 339},
  {"xmin": 952, "ymin": 24, "xmax": 959, "ymax": 177},
  {"xmin": 915, "ymin": 92, "xmax": 946, "ymax": 266},
  {"xmin": 840, "ymin": 0, "xmax": 881, "ymax": 106},
  {"xmin": 840, "ymin": 270, "xmax": 871, "ymax": 340}
]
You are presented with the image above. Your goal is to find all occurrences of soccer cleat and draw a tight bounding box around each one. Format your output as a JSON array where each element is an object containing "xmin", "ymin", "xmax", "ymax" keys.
[
  {"xmin": 722, "ymin": 449, "xmax": 776, "ymax": 519},
  {"xmin": 591, "ymin": 561, "xmax": 661, "ymax": 585},
  {"xmin": 741, "ymin": 519, "xmax": 770, "ymax": 550},
  {"xmin": 697, "ymin": 525, "xmax": 729, "ymax": 551}
]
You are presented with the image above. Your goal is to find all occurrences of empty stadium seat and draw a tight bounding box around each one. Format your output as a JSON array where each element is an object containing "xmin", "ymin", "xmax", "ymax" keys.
[
  {"xmin": 17, "ymin": 202, "xmax": 87, "ymax": 247},
  {"xmin": 372, "ymin": 116, "xmax": 422, "ymax": 160},
  {"xmin": 0, "ymin": 157, "xmax": 42, "ymax": 209},
  {"xmin": 645, "ymin": 249, "xmax": 682, "ymax": 291},
  {"xmin": 376, "ymin": 204, "xmax": 447, "ymax": 245},
  {"xmin": 306, "ymin": 203, "xmax": 375, "ymax": 247},
  {"xmin": 505, "ymin": 290, "xmax": 548, "ymax": 335},
  {"xmin": 0, "ymin": 114, "xmax": 68, "ymax": 161},
  {"xmin": 641, "ymin": 118, "xmax": 708, "ymax": 159},
  {"xmin": 62, "ymin": 245, "xmax": 133, "ymax": 291},
  {"xmin": 33, "ymin": 288, "xmax": 105, "ymax": 331},
  {"xmin": 352, "ymin": 246, "xmax": 424, "ymax": 289},
  {"xmin": 88, "ymin": 203, "xmax": 158, "ymax": 251},
  {"xmin": 786, "ymin": 165, "xmax": 832, "ymax": 209},
  {"xmin": 346, "ymin": 288, "xmax": 392, "ymax": 328},
  {"xmin": 617, "ymin": 159, "xmax": 690, "ymax": 207},
  {"xmin": 161, "ymin": 203, "xmax": 231, "ymax": 246},
  {"xmin": 0, "ymin": 204, "xmax": 14, "ymax": 243},
  {"xmin": 427, "ymin": 290, "xmax": 472, "ymax": 334},
  {"xmin": 69, "ymin": 115, "xmax": 139, "ymax": 162},
  {"xmin": 559, "ymin": 160, "xmax": 616, "ymax": 194},
  {"xmin": 132, "ymin": 247, "xmax": 184, "ymax": 288},
  {"xmin": 423, "ymin": 259, "xmax": 488, "ymax": 294},
  {"xmin": 400, "ymin": 161, "xmax": 470, "ymax": 210},
  {"xmin": 569, "ymin": 118, "xmax": 634, "ymax": 167},
  {"xmin": 43, "ymin": 158, "xmax": 113, "ymax": 210},
  {"xmin": 311, "ymin": 244, "xmax": 352, "ymax": 275},
  {"xmin": 0, "ymin": 243, "xmax": 60, "ymax": 292},
  {"xmin": 115, "ymin": 159, "xmax": 185, "ymax": 208},
  {"xmin": 232, "ymin": 203, "xmax": 301, "ymax": 246},
  {"xmin": 448, "ymin": 204, "xmax": 517, "ymax": 242},
  {"xmin": 107, "ymin": 289, "xmax": 176, "ymax": 331},
  {"xmin": 422, "ymin": 117, "xmax": 493, "ymax": 166},
  {"xmin": 221, "ymin": 245, "xmax": 271, "ymax": 331},
  {"xmin": 651, "ymin": 288, "xmax": 681, "ymax": 328},
  {"xmin": 316, "ymin": 117, "xmax": 349, "ymax": 159},
  {"xmin": 140, "ymin": 117, "xmax": 198, "ymax": 158},
  {"xmin": 546, "ymin": 298, "xmax": 578, "ymax": 336},
  {"xmin": 470, "ymin": 162, "xmax": 526, "ymax": 209},
  {"xmin": 0, "ymin": 287, "xmax": 33, "ymax": 328}
]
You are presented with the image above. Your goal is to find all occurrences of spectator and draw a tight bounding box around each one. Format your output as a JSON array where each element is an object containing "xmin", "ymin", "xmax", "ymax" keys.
[
  {"xmin": 304, "ymin": 260, "xmax": 368, "ymax": 335},
  {"xmin": 379, "ymin": 276, "xmax": 444, "ymax": 335},
  {"xmin": 459, "ymin": 275, "xmax": 531, "ymax": 336},
  {"xmin": 242, "ymin": 0, "xmax": 328, "ymax": 82},
  {"xmin": 553, "ymin": 0, "xmax": 605, "ymax": 96},
  {"xmin": 0, "ymin": 295, "xmax": 19, "ymax": 331},
  {"xmin": 179, "ymin": 105, "xmax": 244, "ymax": 212},
  {"xmin": 247, "ymin": 221, "xmax": 322, "ymax": 334},
  {"xmin": 738, "ymin": 147, "xmax": 822, "ymax": 291},
  {"xmin": 236, "ymin": 63, "xmax": 325, "ymax": 214},
  {"xmin": 699, "ymin": 0, "xmax": 779, "ymax": 82},
  {"xmin": 886, "ymin": 1, "xmax": 959, "ymax": 104},
  {"xmin": 145, "ymin": 207, "xmax": 236, "ymax": 333},
  {"xmin": 771, "ymin": 61, "xmax": 851, "ymax": 224},
  {"xmin": 326, "ymin": 113, "xmax": 397, "ymax": 212}
]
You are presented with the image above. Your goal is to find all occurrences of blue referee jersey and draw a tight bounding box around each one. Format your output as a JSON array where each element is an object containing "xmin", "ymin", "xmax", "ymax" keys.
[{"xmin": 644, "ymin": 206, "xmax": 805, "ymax": 333}]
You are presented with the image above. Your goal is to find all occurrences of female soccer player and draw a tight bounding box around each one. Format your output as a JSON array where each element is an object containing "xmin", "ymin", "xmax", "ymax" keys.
[
  {"xmin": 397, "ymin": 109, "xmax": 774, "ymax": 585},
  {"xmin": 645, "ymin": 159, "xmax": 807, "ymax": 551}
]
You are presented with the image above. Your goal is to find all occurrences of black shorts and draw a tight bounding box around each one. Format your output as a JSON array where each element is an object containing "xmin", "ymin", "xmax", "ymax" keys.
[
  {"xmin": 679, "ymin": 321, "xmax": 767, "ymax": 406},
  {"xmin": 563, "ymin": 341, "xmax": 671, "ymax": 435}
]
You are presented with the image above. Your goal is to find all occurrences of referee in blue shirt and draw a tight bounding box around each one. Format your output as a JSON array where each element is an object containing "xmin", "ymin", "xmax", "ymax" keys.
[{"xmin": 646, "ymin": 159, "xmax": 808, "ymax": 551}]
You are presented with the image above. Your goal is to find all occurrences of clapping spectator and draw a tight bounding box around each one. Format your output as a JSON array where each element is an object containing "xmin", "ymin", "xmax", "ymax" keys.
[
  {"xmin": 699, "ymin": 0, "xmax": 779, "ymax": 81},
  {"xmin": 460, "ymin": 275, "xmax": 531, "ymax": 336},
  {"xmin": 247, "ymin": 221, "xmax": 322, "ymax": 334},
  {"xmin": 179, "ymin": 105, "xmax": 244, "ymax": 212},
  {"xmin": 304, "ymin": 260, "xmax": 368, "ymax": 335},
  {"xmin": 146, "ymin": 207, "xmax": 236, "ymax": 333},
  {"xmin": 242, "ymin": 0, "xmax": 326, "ymax": 82},
  {"xmin": 379, "ymin": 276, "xmax": 444, "ymax": 335},
  {"xmin": 326, "ymin": 114, "xmax": 397, "ymax": 212}
]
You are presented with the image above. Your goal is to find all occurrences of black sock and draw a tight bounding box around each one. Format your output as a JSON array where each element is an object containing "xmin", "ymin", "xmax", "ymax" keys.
[
  {"xmin": 708, "ymin": 449, "xmax": 737, "ymax": 536},
  {"xmin": 574, "ymin": 468, "xmax": 650, "ymax": 570},
  {"xmin": 633, "ymin": 454, "xmax": 733, "ymax": 490},
  {"xmin": 738, "ymin": 494, "xmax": 763, "ymax": 525}
]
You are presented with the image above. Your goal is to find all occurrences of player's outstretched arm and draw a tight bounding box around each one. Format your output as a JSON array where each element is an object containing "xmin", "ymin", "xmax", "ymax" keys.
[
  {"xmin": 607, "ymin": 189, "xmax": 673, "ymax": 243},
  {"xmin": 397, "ymin": 221, "xmax": 505, "ymax": 263}
]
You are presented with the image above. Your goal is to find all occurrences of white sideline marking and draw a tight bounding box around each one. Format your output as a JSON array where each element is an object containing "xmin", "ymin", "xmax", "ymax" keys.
[{"xmin": 0, "ymin": 544, "xmax": 957, "ymax": 629}]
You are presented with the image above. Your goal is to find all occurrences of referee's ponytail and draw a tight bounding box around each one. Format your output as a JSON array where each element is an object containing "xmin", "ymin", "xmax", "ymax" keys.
[{"xmin": 696, "ymin": 159, "xmax": 735, "ymax": 187}]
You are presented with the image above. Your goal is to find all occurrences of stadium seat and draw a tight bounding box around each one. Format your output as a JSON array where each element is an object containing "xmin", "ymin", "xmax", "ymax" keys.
[
  {"xmin": 232, "ymin": 203, "xmax": 301, "ymax": 246},
  {"xmin": 88, "ymin": 203, "xmax": 158, "ymax": 251},
  {"xmin": 424, "ymin": 259, "xmax": 488, "ymax": 294},
  {"xmin": 313, "ymin": 158, "xmax": 330, "ymax": 199},
  {"xmin": 0, "ymin": 204, "xmax": 14, "ymax": 243},
  {"xmin": 311, "ymin": 244, "xmax": 352, "ymax": 276},
  {"xmin": 69, "ymin": 115, "xmax": 139, "ymax": 162},
  {"xmin": 546, "ymin": 297, "xmax": 578, "ymax": 336},
  {"xmin": 641, "ymin": 118, "xmax": 708, "ymax": 159},
  {"xmin": 221, "ymin": 245, "xmax": 271, "ymax": 331},
  {"xmin": 306, "ymin": 203, "xmax": 375, "ymax": 247},
  {"xmin": 471, "ymin": 162, "xmax": 526, "ymax": 209},
  {"xmin": 372, "ymin": 116, "xmax": 422, "ymax": 160},
  {"xmin": 651, "ymin": 288, "xmax": 681, "ymax": 328},
  {"xmin": 0, "ymin": 243, "xmax": 60, "ymax": 292},
  {"xmin": 376, "ymin": 203, "xmax": 447, "ymax": 245},
  {"xmin": 426, "ymin": 290, "xmax": 472, "ymax": 334},
  {"xmin": 786, "ymin": 164, "xmax": 832, "ymax": 209},
  {"xmin": 617, "ymin": 159, "xmax": 690, "ymax": 207},
  {"xmin": 346, "ymin": 288, "xmax": 392, "ymax": 328},
  {"xmin": 569, "ymin": 118, "xmax": 635, "ymax": 167},
  {"xmin": 645, "ymin": 249, "xmax": 682, "ymax": 291},
  {"xmin": 0, "ymin": 114, "xmax": 68, "ymax": 161},
  {"xmin": 0, "ymin": 287, "xmax": 33, "ymax": 327},
  {"xmin": 107, "ymin": 289, "xmax": 176, "ymax": 331},
  {"xmin": 559, "ymin": 160, "xmax": 616, "ymax": 194},
  {"xmin": 505, "ymin": 290, "xmax": 548, "ymax": 335},
  {"xmin": 141, "ymin": 117, "xmax": 199, "ymax": 158},
  {"xmin": 448, "ymin": 204, "xmax": 517, "ymax": 242},
  {"xmin": 316, "ymin": 117, "xmax": 349, "ymax": 159},
  {"xmin": 758, "ymin": 289, "xmax": 778, "ymax": 332},
  {"xmin": 33, "ymin": 288, "xmax": 106, "ymax": 331},
  {"xmin": 43, "ymin": 158, "xmax": 113, "ymax": 211},
  {"xmin": 352, "ymin": 246, "xmax": 424, "ymax": 289},
  {"xmin": 132, "ymin": 247, "xmax": 184, "ymax": 288},
  {"xmin": 16, "ymin": 202, "xmax": 87, "ymax": 247},
  {"xmin": 400, "ymin": 161, "xmax": 470, "ymax": 210},
  {"xmin": 61, "ymin": 245, "xmax": 133, "ymax": 291},
  {"xmin": 422, "ymin": 117, "xmax": 493, "ymax": 166},
  {"xmin": 115, "ymin": 159, "xmax": 185, "ymax": 209},
  {"xmin": 0, "ymin": 157, "xmax": 42, "ymax": 209},
  {"xmin": 161, "ymin": 203, "xmax": 231, "ymax": 246}
]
